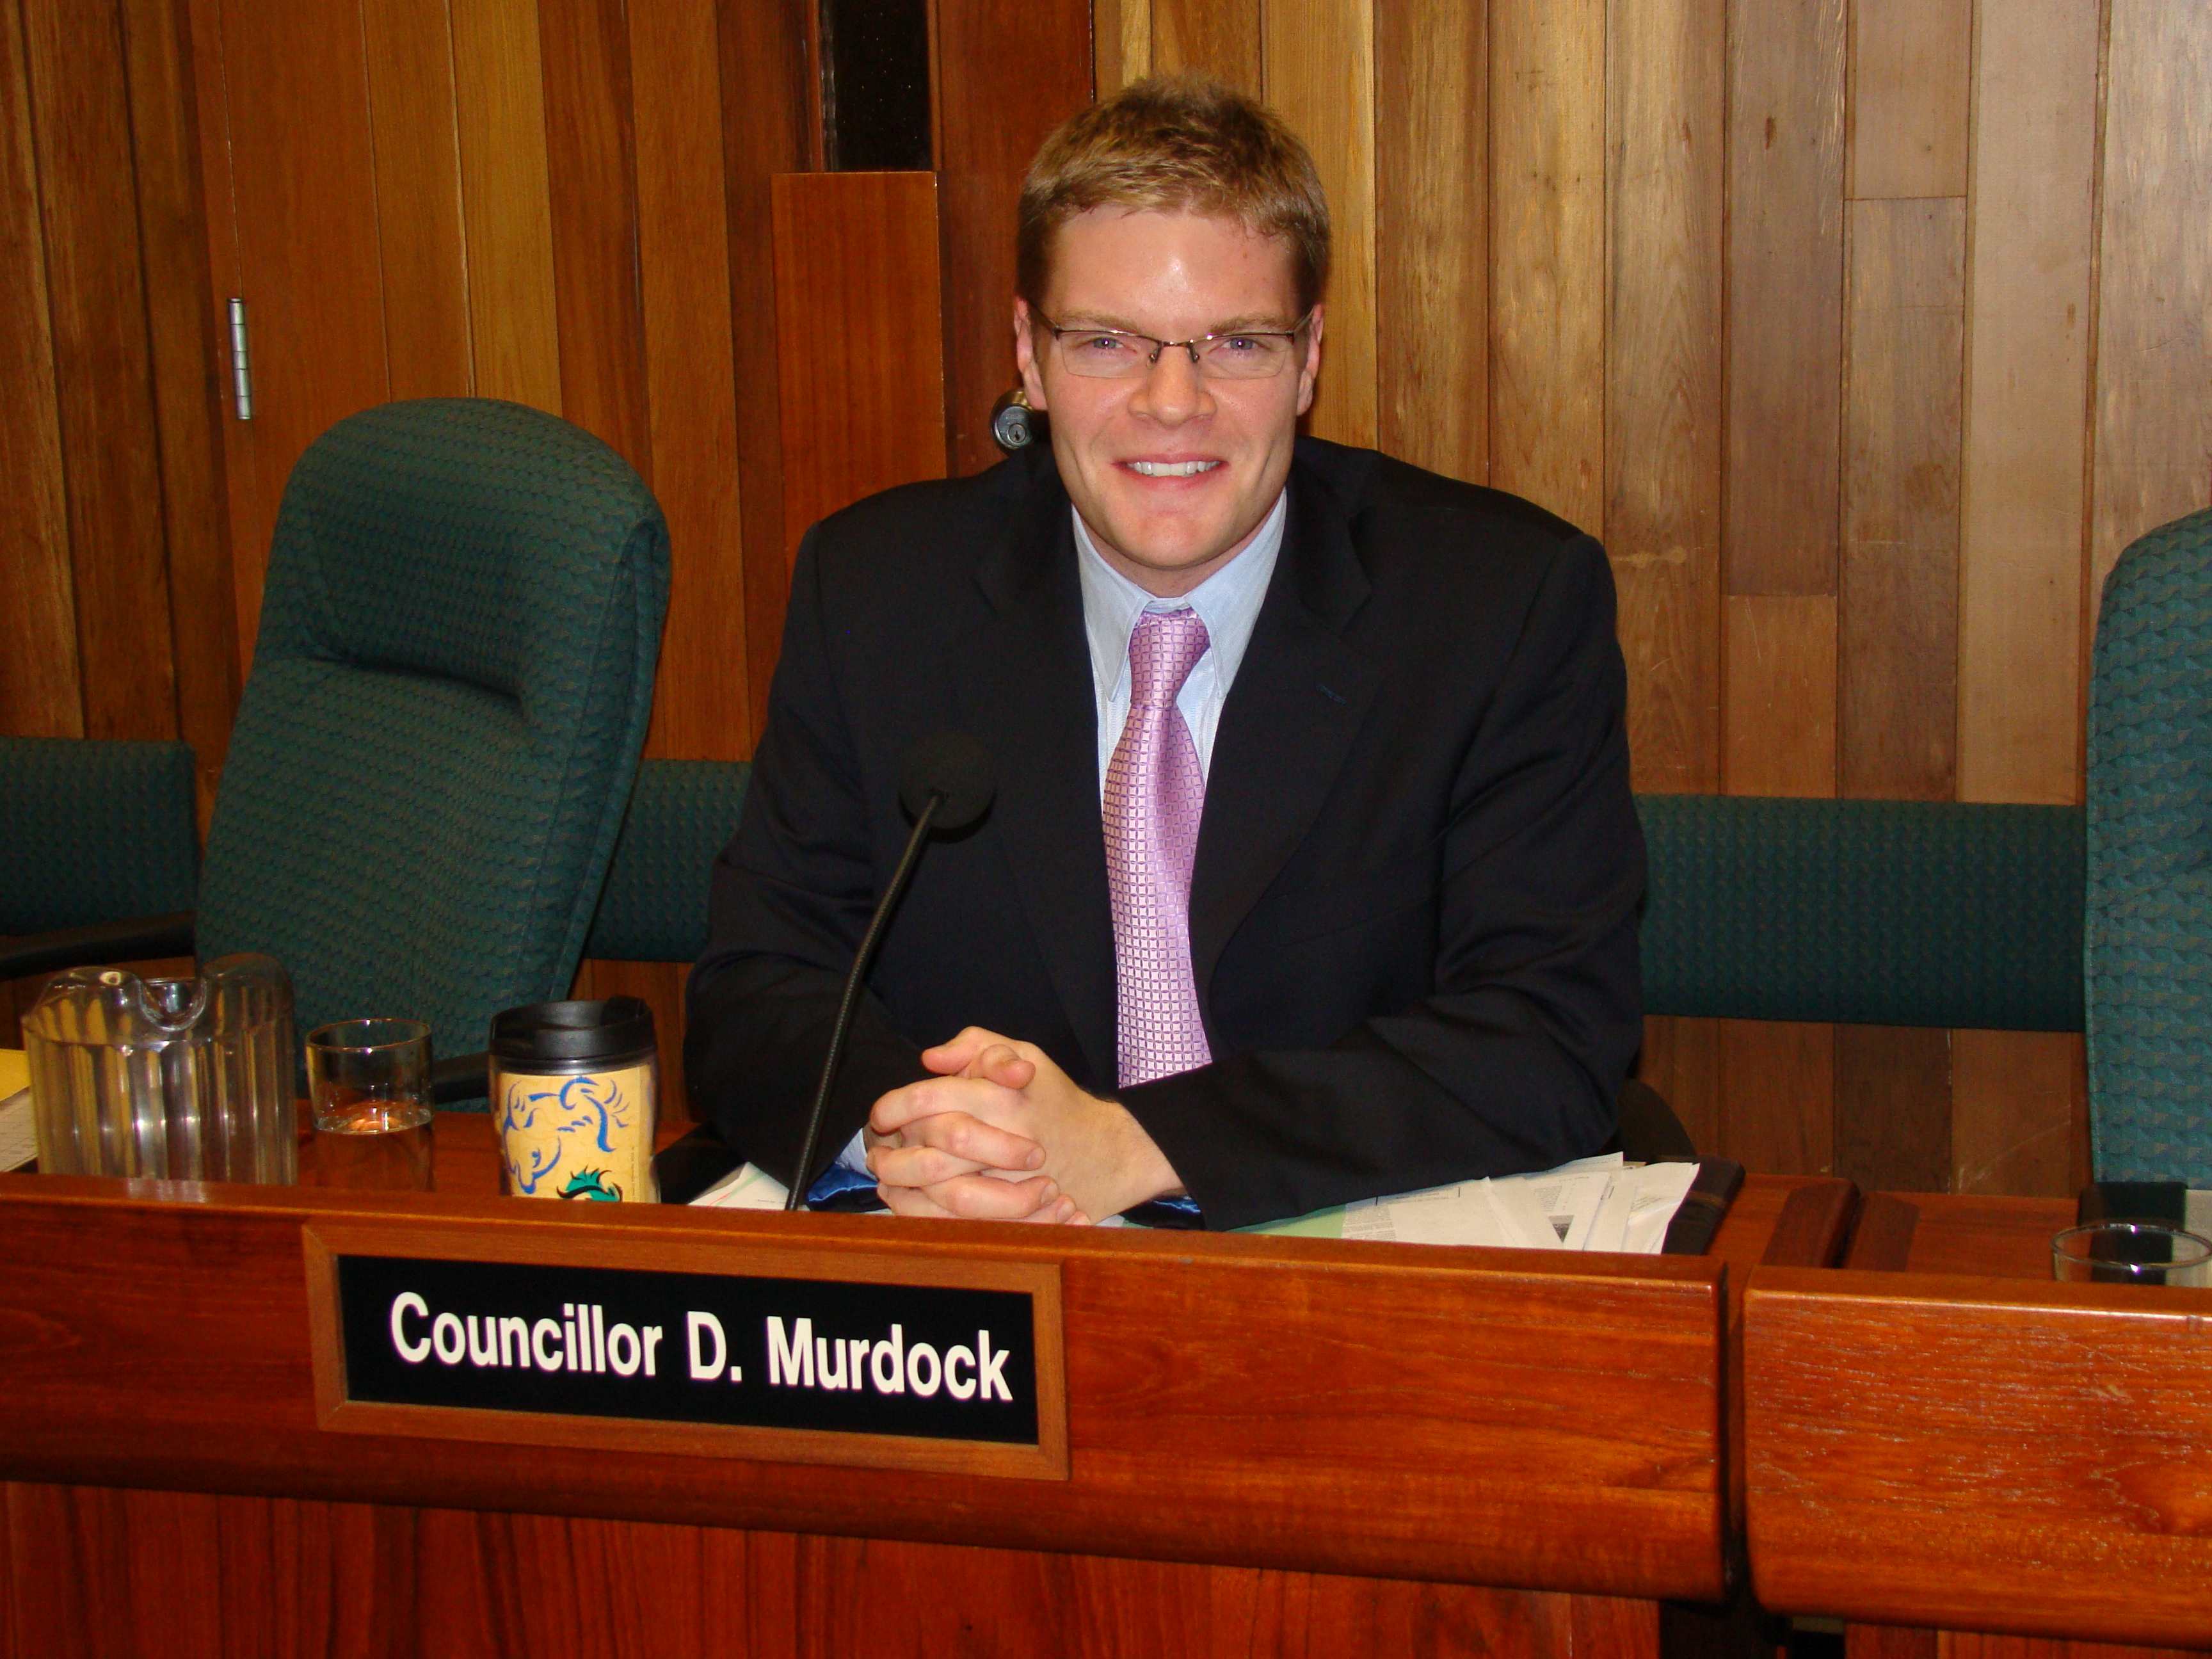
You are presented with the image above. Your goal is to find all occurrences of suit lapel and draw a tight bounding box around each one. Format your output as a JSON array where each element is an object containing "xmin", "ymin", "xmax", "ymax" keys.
[
  {"xmin": 1189, "ymin": 457, "xmax": 1381, "ymax": 998},
  {"xmin": 948, "ymin": 469, "xmax": 1119, "ymax": 1089}
]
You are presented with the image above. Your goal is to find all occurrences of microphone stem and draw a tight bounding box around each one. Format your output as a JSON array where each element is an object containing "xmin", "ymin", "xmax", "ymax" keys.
[{"xmin": 785, "ymin": 790, "xmax": 943, "ymax": 1210}]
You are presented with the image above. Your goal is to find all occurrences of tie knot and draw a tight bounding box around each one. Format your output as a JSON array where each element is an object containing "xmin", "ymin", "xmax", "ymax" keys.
[{"xmin": 1127, "ymin": 609, "xmax": 1210, "ymax": 709}]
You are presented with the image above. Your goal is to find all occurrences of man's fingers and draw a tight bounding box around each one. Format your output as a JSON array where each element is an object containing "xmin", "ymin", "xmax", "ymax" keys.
[
  {"xmin": 964, "ymin": 1041, "xmax": 1036, "ymax": 1090},
  {"xmin": 869, "ymin": 1076, "xmax": 1031, "ymax": 1140},
  {"xmin": 877, "ymin": 1173, "xmax": 1070, "ymax": 1222},
  {"xmin": 869, "ymin": 1109, "xmax": 1043, "ymax": 1174},
  {"xmin": 919, "ymin": 1025, "xmax": 1006, "ymax": 1076}
]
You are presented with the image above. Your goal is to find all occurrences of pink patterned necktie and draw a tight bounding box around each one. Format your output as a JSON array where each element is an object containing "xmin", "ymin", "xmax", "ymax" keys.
[{"xmin": 1104, "ymin": 608, "xmax": 1215, "ymax": 1087}]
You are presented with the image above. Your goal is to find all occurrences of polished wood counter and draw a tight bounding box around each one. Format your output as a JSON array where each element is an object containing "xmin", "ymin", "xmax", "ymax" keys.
[
  {"xmin": 1745, "ymin": 1191, "xmax": 2212, "ymax": 1655},
  {"xmin": 0, "ymin": 1120, "xmax": 1847, "ymax": 1658}
]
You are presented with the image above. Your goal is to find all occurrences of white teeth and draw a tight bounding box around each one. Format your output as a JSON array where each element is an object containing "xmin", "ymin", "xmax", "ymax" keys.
[{"xmin": 1129, "ymin": 460, "xmax": 1220, "ymax": 477}]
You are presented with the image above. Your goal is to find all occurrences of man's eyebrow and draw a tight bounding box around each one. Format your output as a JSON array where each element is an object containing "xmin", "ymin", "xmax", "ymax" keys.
[{"xmin": 1050, "ymin": 311, "xmax": 1300, "ymax": 335}]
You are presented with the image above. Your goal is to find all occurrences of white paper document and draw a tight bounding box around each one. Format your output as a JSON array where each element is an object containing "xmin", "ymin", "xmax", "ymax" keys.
[
  {"xmin": 691, "ymin": 1148, "xmax": 1706, "ymax": 1254},
  {"xmin": 0, "ymin": 1089, "xmax": 35, "ymax": 1173}
]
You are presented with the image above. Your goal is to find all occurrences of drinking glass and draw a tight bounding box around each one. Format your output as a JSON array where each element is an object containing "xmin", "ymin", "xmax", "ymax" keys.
[
  {"xmin": 2051, "ymin": 1221, "xmax": 2212, "ymax": 1286},
  {"xmin": 306, "ymin": 1018, "xmax": 434, "ymax": 1191}
]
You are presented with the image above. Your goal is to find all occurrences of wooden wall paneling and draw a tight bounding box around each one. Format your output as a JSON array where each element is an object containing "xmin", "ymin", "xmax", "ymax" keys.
[
  {"xmin": 1956, "ymin": 0, "xmax": 2099, "ymax": 808},
  {"xmin": 2086, "ymin": 0, "xmax": 2212, "ymax": 618},
  {"xmin": 1724, "ymin": 0, "xmax": 1845, "ymax": 596},
  {"xmin": 216, "ymin": 0, "xmax": 390, "ymax": 663},
  {"xmin": 119, "ymin": 0, "xmax": 237, "ymax": 815},
  {"xmin": 1723, "ymin": 593, "xmax": 1836, "ymax": 796},
  {"xmin": 1720, "ymin": 1018, "xmax": 1834, "ymax": 1178},
  {"xmin": 1839, "ymin": 196, "xmax": 1964, "ymax": 802},
  {"xmin": 717, "ymin": 0, "xmax": 810, "ymax": 746},
  {"xmin": 1637, "ymin": 1014, "xmax": 1723, "ymax": 1160},
  {"xmin": 1485, "ymin": 0, "xmax": 1602, "ymax": 531},
  {"xmin": 21, "ymin": 0, "xmax": 179, "ymax": 743},
  {"xmin": 628, "ymin": 0, "xmax": 748, "ymax": 763},
  {"xmin": 932, "ymin": 0, "xmax": 1093, "ymax": 476},
  {"xmin": 1847, "ymin": 0, "xmax": 1970, "ymax": 201},
  {"xmin": 771, "ymin": 172, "xmax": 948, "ymax": 555},
  {"xmin": 1951, "ymin": 1027, "xmax": 2088, "ymax": 1198},
  {"xmin": 1265, "ymin": 0, "xmax": 1376, "ymax": 451},
  {"xmin": 450, "ymin": 0, "xmax": 563, "ymax": 413},
  {"xmin": 1374, "ymin": 0, "xmax": 1485, "ymax": 487},
  {"xmin": 360, "ymin": 0, "xmax": 473, "ymax": 402},
  {"xmin": 117, "ymin": 1489, "xmax": 227, "ymax": 1659},
  {"xmin": 0, "ymin": 0, "xmax": 78, "ymax": 741},
  {"xmin": 579, "ymin": 958, "xmax": 691, "ymax": 1128},
  {"xmin": 1833, "ymin": 1023, "xmax": 1952, "ymax": 1192},
  {"xmin": 537, "ymin": 0, "xmax": 648, "ymax": 476},
  {"xmin": 1605, "ymin": 0, "xmax": 1724, "ymax": 792},
  {"xmin": 1150, "ymin": 0, "xmax": 1260, "ymax": 94}
]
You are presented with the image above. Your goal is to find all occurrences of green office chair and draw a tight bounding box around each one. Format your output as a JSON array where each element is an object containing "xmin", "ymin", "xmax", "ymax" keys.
[
  {"xmin": 0, "ymin": 737, "xmax": 198, "ymax": 948},
  {"xmin": 1, "ymin": 399, "xmax": 669, "ymax": 1099},
  {"xmin": 2087, "ymin": 506, "xmax": 2212, "ymax": 1183}
]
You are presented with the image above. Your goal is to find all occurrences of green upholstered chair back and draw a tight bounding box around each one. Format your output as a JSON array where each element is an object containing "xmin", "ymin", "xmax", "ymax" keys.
[
  {"xmin": 196, "ymin": 398, "xmax": 669, "ymax": 1055},
  {"xmin": 1639, "ymin": 794, "xmax": 2084, "ymax": 1032},
  {"xmin": 2087, "ymin": 505, "xmax": 2212, "ymax": 1183},
  {"xmin": 0, "ymin": 737, "xmax": 198, "ymax": 934},
  {"xmin": 582, "ymin": 759, "xmax": 750, "ymax": 963}
]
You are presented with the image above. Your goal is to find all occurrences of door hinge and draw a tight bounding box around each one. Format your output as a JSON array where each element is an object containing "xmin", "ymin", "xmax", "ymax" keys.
[{"xmin": 227, "ymin": 297, "xmax": 253, "ymax": 421}]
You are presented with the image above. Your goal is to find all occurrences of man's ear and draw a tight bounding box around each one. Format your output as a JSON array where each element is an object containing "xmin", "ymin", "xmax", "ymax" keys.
[
  {"xmin": 1294, "ymin": 303, "xmax": 1326, "ymax": 418},
  {"xmin": 1013, "ymin": 299, "xmax": 1050, "ymax": 412}
]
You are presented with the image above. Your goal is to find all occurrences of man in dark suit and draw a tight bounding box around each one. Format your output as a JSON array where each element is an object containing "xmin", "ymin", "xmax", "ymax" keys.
[{"xmin": 686, "ymin": 78, "xmax": 1642, "ymax": 1232}]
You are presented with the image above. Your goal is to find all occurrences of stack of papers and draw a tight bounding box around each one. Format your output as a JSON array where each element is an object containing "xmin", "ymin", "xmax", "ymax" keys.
[
  {"xmin": 691, "ymin": 1150, "xmax": 1701, "ymax": 1254},
  {"xmin": 1, "ymin": 1048, "xmax": 35, "ymax": 1173}
]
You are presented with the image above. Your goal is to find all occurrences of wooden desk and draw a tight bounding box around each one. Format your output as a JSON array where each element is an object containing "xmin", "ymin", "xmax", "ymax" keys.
[
  {"xmin": 0, "ymin": 1119, "xmax": 1848, "ymax": 1658},
  {"xmin": 1745, "ymin": 1191, "xmax": 2212, "ymax": 1657}
]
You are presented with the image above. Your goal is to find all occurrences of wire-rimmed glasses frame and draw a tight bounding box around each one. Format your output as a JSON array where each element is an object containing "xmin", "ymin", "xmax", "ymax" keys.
[{"xmin": 1032, "ymin": 310, "xmax": 1315, "ymax": 381}]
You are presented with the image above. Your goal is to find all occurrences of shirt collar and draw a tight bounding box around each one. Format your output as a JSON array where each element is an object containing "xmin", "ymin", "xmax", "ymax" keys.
[{"xmin": 1073, "ymin": 491, "xmax": 1287, "ymax": 703}]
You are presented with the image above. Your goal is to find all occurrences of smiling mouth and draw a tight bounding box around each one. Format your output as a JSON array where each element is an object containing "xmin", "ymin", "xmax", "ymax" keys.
[{"xmin": 1126, "ymin": 460, "xmax": 1221, "ymax": 477}]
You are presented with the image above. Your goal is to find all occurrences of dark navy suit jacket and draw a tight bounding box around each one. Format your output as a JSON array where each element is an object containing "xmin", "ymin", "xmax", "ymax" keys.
[{"xmin": 685, "ymin": 435, "xmax": 1644, "ymax": 1230}]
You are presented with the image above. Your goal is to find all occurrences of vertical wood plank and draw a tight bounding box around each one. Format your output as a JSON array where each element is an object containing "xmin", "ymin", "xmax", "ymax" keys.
[
  {"xmin": 1150, "ymin": 0, "xmax": 1259, "ymax": 94},
  {"xmin": 1720, "ymin": 1018, "xmax": 1834, "ymax": 1177},
  {"xmin": 1725, "ymin": 0, "xmax": 1845, "ymax": 595},
  {"xmin": 932, "ymin": 0, "xmax": 1093, "ymax": 476},
  {"xmin": 538, "ymin": 0, "xmax": 649, "ymax": 475},
  {"xmin": 629, "ymin": 0, "xmax": 747, "ymax": 761},
  {"xmin": 450, "ymin": 0, "xmax": 563, "ymax": 413},
  {"xmin": 1374, "ymin": 0, "xmax": 1484, "ymax": 486},
  {"xmin": 217, "ymin": 0, "xmax": 390, "ymax": 661},
  {"xmin": 2087, "ymin": 0, "xmax": 2212, "ymax": 617},
  {"xmin": 772, "ymin": 172, "xmax": 947, "ymax": 557},
  {"xmin": 1606, "ymin": 0, "xmax": 1724, "ymax": 792},
  {"xmin": 361, "ymin": 0, "xmax": 474, "ymax": 400},
  {"xmin": 1952, "ymin": 1027, "xmax": 2089, "ymax": 1198},
  {"xmin": 119, "ymin": 0, "xmax": 237, "ymax": 812},
  {"xmin": 1957, "ymin": 0, "xmax": 2100, "ymax": 808},
  {"xmin": 1486, "ymin": 0, "xmax": 1603, "ymax": 530},
  {"xmin": 1834, "ymin": 1023, "xmax": 1952, "ymax": 1192},
  {"xmin": 1637, "ymin": 1014, "xmax": 1722, "ymax": 1158},
  {"xmin": 1723, "ymin": 593, "xmax": 1836, "ymax": 796},
  {"xmin": 0, "ymin": 0, "xmax": 78, "ymax": 741},
  {"xmin": 1847, "ymin": 0, "xmax": 1971, "ymax": 200},
  {"xmin": 1264, "ymin": 0, "xmax": 1377, "ymax": 451},
  {"xmin": 22, "ymin": 0, "xmax": 179, "ymax": 742},
  {"xmin": 582, "ymin": 960, "xmax": 691, "ymax": 1128},
  {"xmin": 717, "ymin": 0, "xmax": 810, "ymax": 746},
  {"xmin": 1840, "ymin": 196, "xmax": 1964, "ymax": 801}
]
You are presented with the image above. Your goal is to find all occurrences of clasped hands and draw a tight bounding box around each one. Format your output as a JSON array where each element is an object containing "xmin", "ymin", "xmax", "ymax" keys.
[{"xmin": 863, "ymin": 1028, "xmax": 1183, "ymax": 1224}]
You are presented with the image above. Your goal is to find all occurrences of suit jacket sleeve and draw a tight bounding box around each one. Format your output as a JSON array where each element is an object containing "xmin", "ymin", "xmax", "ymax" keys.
[
  {"xmin": 1119, "ymin": 533, "xmax": 1644, "ymax": 1230},
  {"xmin": 683, "ymin": 528, "xmax": 927, "ymax": 1187}
]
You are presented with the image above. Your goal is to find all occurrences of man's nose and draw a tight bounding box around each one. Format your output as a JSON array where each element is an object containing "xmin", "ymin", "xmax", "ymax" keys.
[{"xmin": 1130, "ymin": 346, "xmax": 1214, "ymax": 424}]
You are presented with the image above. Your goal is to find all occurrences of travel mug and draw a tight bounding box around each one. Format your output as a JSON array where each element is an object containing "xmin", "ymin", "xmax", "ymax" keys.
[{"xmin": 489, "ymin": 997, "xmax": 658, "ymax": 1202}]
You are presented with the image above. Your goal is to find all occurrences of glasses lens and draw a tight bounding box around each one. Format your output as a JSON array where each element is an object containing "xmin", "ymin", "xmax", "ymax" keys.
[
  {"xmin": 1198, "ymin": 334, "xmax": 1296, "ymax": 378},
  {"xmin": 1056, "ymin": 330, "xmax": 1149, "ymax": 378}
]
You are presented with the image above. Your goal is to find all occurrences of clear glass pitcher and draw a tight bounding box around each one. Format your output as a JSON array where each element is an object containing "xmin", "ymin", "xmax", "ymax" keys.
[{"xmin": 22, "ymin": 954, "xmax": 297, "ymax": 1183}]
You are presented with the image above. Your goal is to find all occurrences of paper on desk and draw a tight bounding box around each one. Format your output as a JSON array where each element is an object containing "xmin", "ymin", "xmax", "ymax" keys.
[
  {"xmin": 1247, "ymin": 1154, "xmax": 1701, "ymax": 1255},
  {"xmin": 692, "ymin": 1160, "xmax": 791, "ymax": 1210},
  {"xmin": 0, "ymin": 1090, "xmax": 35, "ymax": 1173}
]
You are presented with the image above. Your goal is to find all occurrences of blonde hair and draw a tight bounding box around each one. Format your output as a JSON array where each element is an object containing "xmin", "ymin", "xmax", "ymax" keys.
[{"xmin": 1016, "ymin": 76, "xmax": 1330, "ymax": 315}]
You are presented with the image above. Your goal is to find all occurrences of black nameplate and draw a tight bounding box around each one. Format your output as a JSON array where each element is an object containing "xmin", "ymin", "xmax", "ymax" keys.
[{"xmin": 305, "ymin": 1221, "xmax": 1067, "ymax": 1479}]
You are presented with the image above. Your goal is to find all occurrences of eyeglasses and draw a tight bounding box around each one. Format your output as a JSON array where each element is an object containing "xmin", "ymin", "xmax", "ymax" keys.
[{"xmin": 1033, "ymin": 311, "xmax": 1313, "ymax": 380}]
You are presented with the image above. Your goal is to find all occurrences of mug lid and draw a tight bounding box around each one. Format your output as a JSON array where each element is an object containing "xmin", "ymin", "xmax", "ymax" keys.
[{"xmin": 488, "ymin": 997, "xmax": 655, "ymax": 1064}]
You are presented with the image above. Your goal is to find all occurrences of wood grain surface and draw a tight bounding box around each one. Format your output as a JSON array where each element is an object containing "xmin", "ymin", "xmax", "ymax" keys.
[
  {"xmin": 1846, "ymin": 0, "xmax": 1969, "ymax": 201},
  {"xmin": 1746, "ymin": 1265, "xmax": 2212, "ymax": 1646},
  {"xmin": 1833, "ymin": 1023, "xmax": 1951, "ymax": 1194},
  {"xmin": 771, "ymin": 172, "xmax": 947, "ymax": 563},
  {"xmin": 0, "ymin": 1172, "xmax": 1727, "ymax": 1601}
]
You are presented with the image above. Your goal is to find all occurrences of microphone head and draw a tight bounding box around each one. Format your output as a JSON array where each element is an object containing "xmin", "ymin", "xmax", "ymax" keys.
[{"xmin": 899, "ymin": 730, "xmax": 997, "ymax": 831}]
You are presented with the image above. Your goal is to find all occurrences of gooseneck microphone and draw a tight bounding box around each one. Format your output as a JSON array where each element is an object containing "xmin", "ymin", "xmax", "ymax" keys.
[{"xmin": 784, "ymin": 730, "xmax": 997, "ymax": 1209}]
